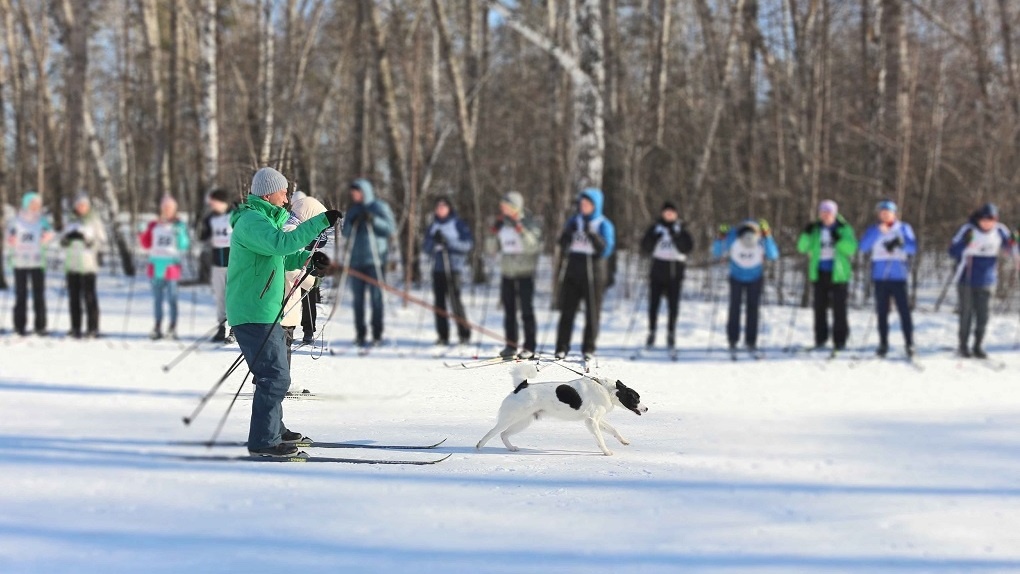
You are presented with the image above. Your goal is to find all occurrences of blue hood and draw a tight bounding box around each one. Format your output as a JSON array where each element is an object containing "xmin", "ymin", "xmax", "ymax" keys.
[
  {"xmin": 351, "ymin": 178, "xmax": 376, "ymax": 205},
  {"xmin": 578, "ymin": 188, "xmax": 604, "ymax": 220}
]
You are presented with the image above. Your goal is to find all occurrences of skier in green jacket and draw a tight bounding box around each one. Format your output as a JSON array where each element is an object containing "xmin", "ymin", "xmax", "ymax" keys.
[
  {"xmin": 226, "ymin": 167, "xmax": 341, "ymax": 457},
  {"xmin": 797, "ymin": 200, "xmax": 858, "ymax": 351}
]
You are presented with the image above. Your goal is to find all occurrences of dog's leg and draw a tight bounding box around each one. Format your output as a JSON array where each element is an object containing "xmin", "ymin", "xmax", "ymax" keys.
[
  {"xmin": 476, "ymin": 424, "xmax": 503, "ymax": 450},
  {"xmin": 499, "ymin": 417, "xmax": 533, "ymax": 452},
  {"xmin": 599, "ymin": 420, "xmax": 630, "ymax": 445},
  {"xmin": 586, "ymin": 416, "xmax": 613, "ymax": 456}
]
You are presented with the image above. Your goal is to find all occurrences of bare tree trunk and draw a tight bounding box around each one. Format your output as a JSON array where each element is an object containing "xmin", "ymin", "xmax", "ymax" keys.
[
  {"xmin": 257, "ymin": 0, "xmax": 275, "ymax": 165},
  {"xmin": 0, "ymin": 0, "xmax": 8, "ymax": 288},
  {"xmin": 913, "ymin": 54, "xmax": 947, "ymax": 308},
  {"xmin": 365, "ymin": 0, "xmax": 408, "ymax": 216},
  {"xmin": 198, "ymin": 0, "xmax": 218, "ymax": 194},
  {"xmin": 141, "ymin": 0, "xmax": 169, "ymax": 200}
]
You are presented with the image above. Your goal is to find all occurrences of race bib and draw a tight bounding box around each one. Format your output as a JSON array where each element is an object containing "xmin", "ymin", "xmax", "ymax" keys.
[
  {"xmin": 819, "ymin": 228, "xmax": 835, "ymax": 261},
  {"xmin": 151, "ymin": 223, "xmax": 180, "ymax": 258},
  {"xmin": 209, "ymin": 214, "xmax": 232, "ymax": 249},
  {"xmin": 498, "ymin": 226, "xmax": 524, "ymax": 255},
  {"xmin": 729, "ymin": 240, "xmax": 764, "ymax": 269},
  {"xmin": 651, "ymin": 224, "xmax": 685, "ymax": 262},
  {"xmin": 12, "ymin": 218, "xmax": 45, "ymax": 267},
  {"xmin": 967, "ymin": 229, "xmax": 1003, "ymax": 257}
]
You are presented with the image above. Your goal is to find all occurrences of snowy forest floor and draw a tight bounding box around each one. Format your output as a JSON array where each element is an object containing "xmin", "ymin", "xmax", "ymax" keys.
[{"xmin": 2, "ymin": 258, "xmax": 1020, "ymax": 573}]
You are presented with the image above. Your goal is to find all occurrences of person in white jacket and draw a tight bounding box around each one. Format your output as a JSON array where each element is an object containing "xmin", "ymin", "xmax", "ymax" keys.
[
  {"xmin": 61, "ymin": 194, "xmax": 108, "ymax": 338},
  {"xmin": 281, "ymin": 193, "xmax": 329, "ymax": 391}
]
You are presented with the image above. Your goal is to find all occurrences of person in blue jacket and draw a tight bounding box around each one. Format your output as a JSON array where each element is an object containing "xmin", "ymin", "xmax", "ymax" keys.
[
  {"xmin": 859, "ymin": 200, "xmax": 917, "ymax": 358},
  {"xmin": 948, "ymin": 203, "xmax": 1019, "ymax": 358},
  {"xmin": 341, "ymin": 178, "xmax": 396, "ymax": 348},
  {"xmin": 712, "ymin": 219, "xmax": 779, "ymax": 352},
  {"xmin": 554, "ymin": 188, "xmax": 616, "ymax": 361},
  {"xmin": 423, "ymin": 196, "xmax": 474, "ymax": 346}
]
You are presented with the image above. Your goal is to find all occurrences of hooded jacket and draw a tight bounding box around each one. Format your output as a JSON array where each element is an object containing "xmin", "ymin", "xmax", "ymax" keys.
[
  {"xmin": 796, "ymin": 215, "xmax": 858, "ymax": 283},
  {"xmin": 226, "ymin": 194, "xmax": 330, "ymax": 326},
  {"xmin": 948, "ymin": 214, "xmax": 1017, "ymax": 288},
  {"xmin": 7, "ymin": 196, "xmax": 53, "ymax": 270},
  {"xmin": 341, "ymin": 179, "xmax": 396, "ymax": 269},
  {"xmin": 559, "ymin": 188, "xmax": 616, "ymax": 260},
  {"xmin": 423, "ymin": 201, "xmax": 474, "ymax": 275}
]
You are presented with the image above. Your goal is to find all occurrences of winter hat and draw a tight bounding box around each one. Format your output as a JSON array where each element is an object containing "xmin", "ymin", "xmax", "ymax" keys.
[
  {"xmin": 208, "ymin": 188, "xmax": 229, "ymax": 204},
  {"xmin": 976, "ymin": 203, "xmax": 999, "ymax": 220},
  {"xmin": 160, "ymin": 195, "xmax": 178, "ymax": 214},
  {"xmin": 661, "ymin": 201, "xmax": 678, "ymax": 214},
  {"xmin": 818, "ymin": 200, "xmax": 838, "ymax": 215},
  {"xmin": 737, "ymin": 220, "xmax": 761, "ymax": 237},
  {"xmin": 875, "ymin": 200, "xmax": 897, "ymax": 213},
  {"xmin": 290, "ymin": 190, "xmax": 307, "ymax": 204},
  {"xmin": 250, "ymin": 167, "xmax": 289, "ymax": 197},
  {"xmin": 349, "ymin": 178, "xmax": 376, "ymax": 204},
  {"xmin": 21, "ymin": 191, "xmax": 40, "ymax": 211},
  {"xmin": 501, "ymin": 191, "xmax": 525, "ymax": 214},
  {"xmin": 289, "ymin": 194, "xmax": 327, "ymax": 224},
  {"xmin": 435, "ymin": 195, "xmax": 453, "ymax": 210},
  {"xmin": 73, "ymin": 192, "xmax": 91, "ymax": 208}
]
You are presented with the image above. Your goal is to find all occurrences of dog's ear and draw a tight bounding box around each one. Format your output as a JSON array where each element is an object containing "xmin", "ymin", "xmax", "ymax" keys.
[{"xmin": 615, "ymin": 380, "xmax": 627, "ymax": 390}]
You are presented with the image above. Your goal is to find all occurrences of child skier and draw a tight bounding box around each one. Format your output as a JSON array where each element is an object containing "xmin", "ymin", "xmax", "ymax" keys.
[
  {"xmin": 199, "ymin": 188, "xmax": 233, "ymax": 342},
  {"xmin": 422, "ymin": 196, "xmax": 474, "ymax": 347},
  {"xmin": 797, "ymin": 200, "xmax": 858, "ymax": 351},
  {"xmin": 713, "ymin": 219, "xmax": 779, "ymax": 355},
  {"xmin": 492, "ymin": 191, "xmax": 543, "ymax": 360},
  {"xmin": 61, "ymin": 194, "xmax": 107, "ymax": 338}
]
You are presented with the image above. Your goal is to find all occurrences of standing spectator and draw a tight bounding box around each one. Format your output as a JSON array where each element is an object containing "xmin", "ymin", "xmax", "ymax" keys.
[
  {"xmin": 859, "ymin": 200, "xmax": 917, "ymax": 358},
  {"xmin": 948, "ymin": 203, "xmax": 1019, "ymax": 358},
  {"xmin": 639, "ymin": 201, "xmax": 693, "ymax": 351},
  {"xmin": 797, "ymin": 200, "xmax": 858, "ymax": 351},
  {"xmin": 199, "ymin": 188, "xmax": 234, "ymax": 342},
  {"xmin": 554, "ymin": 188, "xmax": 616, "ymax": 361},
  {"xmin": 288, "ymin": 192, "xmax": 331, "ymax": 345},
  {"xmin": 492, "ymin": 191, "xmax": 543, "ymax": 359},
  {"xmin": 341, "ymin": 178, "xmax": 396, "ymax": 348},
  {"xmin": 140, "ymin": 196, "xmax": 189, "ymax": 340},
  {"xmin": 7, "ymin": 192, "xmax": 53, "ymax": 336},
  {"xmin": 713, "ymin": 219, "xmax": 779, "ymax": 354},
  {"xmin": 422, "ymin": 196, "xmax": 474, "ymax": 347},
  {"xmin": 61, "ymin": 193, "xmax": 107, "ymax": 338}
]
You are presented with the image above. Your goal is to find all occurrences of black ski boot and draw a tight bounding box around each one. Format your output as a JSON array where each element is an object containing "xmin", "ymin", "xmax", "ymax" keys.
[
  {"xmin": 876, "ymin": 344, "xmax": 889, "ymax": 358},
  {"xmin": 211, "ymin": 325, "xmax": 227, "ymax": 342},
  {"xmin": 248, "ymin": 443, "xmax": 301, "ymax": 457},
  {"xmin": 499, "ymin": 345, "xmax": 517, "ymax": 359},
  {"xmin": 645, "ymin": 332, "xmax": 655, "ymax": 349},
  {"xmin": 150, "ymin": 324, "xmax": 163, "ymax": 340},
  {"xmin": 280, "ymin": 429, "xmax": 305, "ymax": 443}
]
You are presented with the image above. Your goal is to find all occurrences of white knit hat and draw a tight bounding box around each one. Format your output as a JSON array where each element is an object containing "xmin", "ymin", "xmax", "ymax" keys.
[{"xmin": 250, "ymin": 167, "xmax": 289, "ymax": 197}]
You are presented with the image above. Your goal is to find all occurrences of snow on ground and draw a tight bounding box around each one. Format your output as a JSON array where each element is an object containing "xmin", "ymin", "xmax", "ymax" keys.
[{"xmin": 2, "ymin": 259, "xmax": 1020, "ymax": 573}]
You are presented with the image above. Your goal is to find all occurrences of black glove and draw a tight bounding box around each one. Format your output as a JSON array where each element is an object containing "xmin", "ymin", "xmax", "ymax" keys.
[
  {"xmin": 493, "ymin": 217, "xmax": 504, "ymax": 232},
  {"xmin": 324, "ymin": 210, "xmax": 343, "ymax": 228},
  {"xmin": 587, "ymin": 230, "xmax": 607, "ymax": 254},
  {"xmin": 883, "ymin": 236, "xmax": 903, "ymax": 252},
  {"xmin": 432, "ymin": 229, "xmax": 447, "ymax": 247},
  {"xmin": 803, "ymin": 222, "xmax": 817, "ymax": 235},
  {"xmin": 558, "ymin": 228, "xmax": 573, "ymax": 249},
  {"xmin": 963, "ymin": 229, "xmax": 974, "ymax": 245},
  {"xmin": 357, "ymin": 211, "xmax": 374, "ymax": 225},
  {"xmin": 830, "ymin": 226, "xmax": 841, "ymax": 242},
  {"xmin": 65, "ymin": 230, "xmax": 85, "ymax": 242},
  {"xmin": 309, "ymin": 252, "xmax": 331, "ymax": 277}
]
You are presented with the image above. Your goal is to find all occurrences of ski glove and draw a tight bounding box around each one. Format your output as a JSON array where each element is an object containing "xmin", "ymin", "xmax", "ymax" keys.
[
  {"xmin": 717, "ymin": 224, "xmax": 730, "ymax": 239},
  {"xmin": 830, "ymin": 226, "xmax": 841, "ymax": 242},
  {"xmin": 324, "ymin": 210, "xmax": 343, "ymax": 228},
  {"xmin": 309, "ymin": 252, "xmax": 331, "ymax": 277},
  {"xmin": 803, "ymin": 222, "xmax": 817, "ymax": 235},
  {"xmin": 433, "ymin": 229, "xmax": 447, "ymax": 247},
  {"xmin": 759, "ymin": 219, "xmax": 771, "ymax": 236},
  {"xmin": 587, "ymin": 231, "xmax": 607, "ymax": 255},
  {"xmin": 558, "ymin": 228, "xmax": 573, "ymax": 249},
  {"xmin": 883, "ymin": 236, "xmax": 903, "ymax": 252}
]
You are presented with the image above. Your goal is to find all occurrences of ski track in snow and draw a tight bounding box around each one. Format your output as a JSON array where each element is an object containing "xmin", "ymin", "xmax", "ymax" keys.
[{"xmin": 2, "ymin": 262, "xmax": 1020, "ymax": 573}]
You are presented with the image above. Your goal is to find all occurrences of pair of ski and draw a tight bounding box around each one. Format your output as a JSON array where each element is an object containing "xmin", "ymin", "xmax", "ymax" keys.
[
  {"xmin": 848, "ymin": 352, "xmax": 925, "ymax": 372},
  {"xmin": 175, "ymin": 437, "xmax": 450, "ymax": 465},
  {"xmin": 629, "ymin": 347, "xmax": 679, "ymax": 362}
]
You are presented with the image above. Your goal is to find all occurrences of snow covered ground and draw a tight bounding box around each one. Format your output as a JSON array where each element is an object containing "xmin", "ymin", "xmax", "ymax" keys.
[{"xmin": 2, "ymin": 258, "xmax": 1020, "ymax": 573}]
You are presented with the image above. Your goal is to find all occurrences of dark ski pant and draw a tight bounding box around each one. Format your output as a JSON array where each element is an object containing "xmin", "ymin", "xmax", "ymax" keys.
[
  {"xmin": 874, "ymin": 280, "xmax": 913, "ymax": 347},
  {"xmin": 501, "ymin": 276, "xmax": 537, "ymax": 352},
  {"xmin": 647, "ymin": 260, "xmax": 684, "ymax": 342},
  {"xmin": 727, "ymin": 277, "xmax": 763, "ymax": 347},
  {"xmin": 67, "ymin": 272, "xmax": 99, "ymax": 335},
  {"xmin": 556, "ymin": 255, "xmax": 606, "ymax": 356},
  {"xmin": 958, "ymin": 284, "xmax": 992, "ymax": 349},
  {"xmin": 433, "ymin": 271, "xmax": 470, "ymax": 343},
  {"xmin": 813, "ymin": 271, "xmax": 849, "ymax": 348},
  {"xmin": 350, "ymin": 265, "xmax": 384, "ymax": 342},
  {"xmin": 234, "ymin": 322, "xmax": 291, "ymax": 449},
  {"xmin": 13, "ymin": 268, "xmax": 46, "ymax": 334},
  {"xmin": 301, "ymin": 286, "xmax": 319, "ymax": 339}
]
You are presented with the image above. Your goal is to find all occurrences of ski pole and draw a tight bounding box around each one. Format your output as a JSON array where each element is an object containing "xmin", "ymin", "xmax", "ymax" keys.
[
  {"xmin": 536, "ymin": 248, "xmax": 569, "ymax": 357},
  {"xmin": 782, "ymin": 263, "xmax": 804, "ymax": 353},
  {"xmin": 474, "ymin": 255, "xmax": 494, "ymax": 358},
  {"xmin": 205, "ymin": 368, "xmax": 253, "ymax": 446},
  {"xmin": 365, "ymin": 216, "xmax": 394, "ymax": 352},
  {"xmin": 621, "ymin": 257, "xmax": 649, "ymax": 352},
  {"xmin": 161, "ymin": 320, "xmax": 227, "ymax": 373},
  {"xmin": 705, "ymin": 261, "xmax": 724, "ymax": 354},
  {"xmin": 411, "ymin": 251, "xmax": 434, "ymax": 355},
  {"xmin": 934, "ymin": 256, "xmax": 967, "ymax": 312},
  {"xmin": 311, "ymin": 223, "xmax": 354, "ymax": 358},
  {"xmin": 182, "ymin": 352, "xmax": 246, "ymax": 425}
]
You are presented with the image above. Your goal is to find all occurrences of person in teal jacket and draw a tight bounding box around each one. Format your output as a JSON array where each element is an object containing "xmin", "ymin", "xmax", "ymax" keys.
[
  {"xmin": 341, "ymin": 178, "xmax": 396, "ymax": 347},
  {"xmin": 139, "ymin": 196, "xmax": 190, "ymax": 340},
  {"xmin": 796, "ymin": 200, "xmax": 858, "ymax": 350},
  {"xmin": 227, "ymin": 167, "xmax": 340, "ymax": 457}
]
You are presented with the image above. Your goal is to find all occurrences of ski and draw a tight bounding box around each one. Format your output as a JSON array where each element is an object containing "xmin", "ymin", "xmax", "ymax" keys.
[
  {"xmin": 729, "ymin": 348, "xmax": 738, "ymax": 362},
  {"xmin": 976, "ymin": 358, "xmax": 1007, "ymax": 372},
  {"xmin": 171, "ymin": 438, "xmax": 448, "ymax": 450},
  {"xmin": 669, "ymin": 348, "xmax": 679, "ymax": 362},
  {"xmin": 179, "ymin": 452, "xmax": 452, "ymax": 465},
  {"xmin": 444, "ymin": 356, "xmax": 513, "ymax": 369}
]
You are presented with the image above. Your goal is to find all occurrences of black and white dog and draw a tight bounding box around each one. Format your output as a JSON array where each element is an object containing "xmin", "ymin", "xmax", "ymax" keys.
[{"xmin": 476, "ymin": 364, "xmax": 647, "ymax": 456}]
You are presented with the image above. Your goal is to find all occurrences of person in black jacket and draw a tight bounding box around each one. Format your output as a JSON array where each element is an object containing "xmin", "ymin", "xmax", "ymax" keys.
[
  {"xmin": 199, "ymin": 188, "xmax": 234, "ymax": 342},
  {"xmin": 639, "ymin": 202, "xmax": 694, "ymax": 350}
]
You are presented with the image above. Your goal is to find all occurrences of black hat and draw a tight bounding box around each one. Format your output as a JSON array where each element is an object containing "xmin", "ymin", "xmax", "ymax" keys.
[
  {"xmin": 661, "ymin": 201, "xmax": 678, "ymax": 213},
  {"xmin": 435, "ymin": 195, "xmax": 453, "ymax": 210},
  {"xmin": 209, "ymin": 188, "xmax": 229, "ymax": 203},
  {"xmin": 976, "ymin": 203, "xmax": 999, "ymax": 220}
]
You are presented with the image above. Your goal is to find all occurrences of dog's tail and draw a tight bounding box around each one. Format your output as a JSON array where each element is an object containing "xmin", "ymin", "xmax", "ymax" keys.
[{"xmin": 511, "ymin": 362, "xmax": 539, "ymax": 388}]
